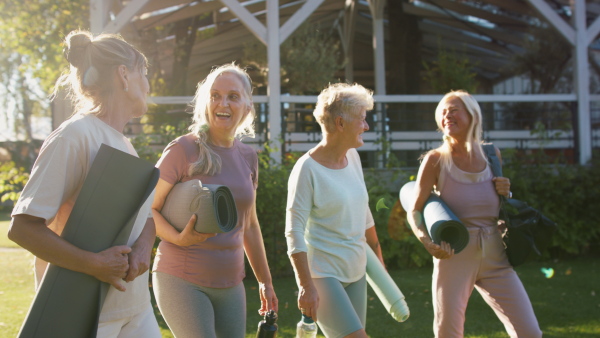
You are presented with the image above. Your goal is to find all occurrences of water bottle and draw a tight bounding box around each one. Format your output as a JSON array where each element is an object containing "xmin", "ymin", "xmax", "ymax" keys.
[
  {"xmin": 296, "ymin": 314, "xmax": 318, "ymax": 338},
  {"xmin": 256, "ymin": 310, "xmax": 278, "ymax": 338}
]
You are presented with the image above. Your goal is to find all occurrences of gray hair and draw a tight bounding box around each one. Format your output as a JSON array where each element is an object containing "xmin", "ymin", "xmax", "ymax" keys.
[
  {"xmin": 188, "ymin": 63, "xmax": 255, "ymax": 176},
  {"xmin": 313, "ymin": 83, "xmax": 374, "ymax": 134}
]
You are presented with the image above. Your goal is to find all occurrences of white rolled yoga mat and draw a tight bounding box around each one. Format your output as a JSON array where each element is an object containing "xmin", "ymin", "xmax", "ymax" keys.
[
  {"xmin": 161, "ymin": 179, "xmax": 238, "ymax": 233},
  {"xmin": 366, "ymin": 246, "xmax": 410, "ymax": 322}
]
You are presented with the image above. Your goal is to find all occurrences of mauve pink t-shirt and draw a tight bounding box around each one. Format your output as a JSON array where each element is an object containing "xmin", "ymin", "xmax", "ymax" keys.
[{"xmin": 152, "ymin": 133, "xmax": 258, "ymax": 288}]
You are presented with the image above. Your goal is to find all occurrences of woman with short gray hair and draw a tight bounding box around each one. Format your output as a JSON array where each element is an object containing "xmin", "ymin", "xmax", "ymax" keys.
[{"xmin": 286, "ymin": 82, "xmax": 383, "ymax": 338}]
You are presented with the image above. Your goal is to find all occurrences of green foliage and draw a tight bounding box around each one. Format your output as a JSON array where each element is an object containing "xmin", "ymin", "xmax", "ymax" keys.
[
  {"xmin": 0, "ymin": 0, "xmax": 88, "ymax": 92},
  {"xmin": 0, "ymin": 161, "xmax": 30, "ymax": 206},
  {"xmin": 129, "ymin": 121, "xmax": 189, "ymax": 163},
  {"xmin": 502, "ymin": 149, "xmax": 600, "ymax": 256},
  {"xmin": 243, "ymin": 21, "xmax": 344, "ymax": 94},
  {"xmin": 364, "ymin": 169, "xmax": 432, "ymax": 269},
  {"xmin": 512, "ymin": 26, "xmax": 572, "ymax": 94},
  {"xmin": 254, "ymin": 144, "xmax": 297, "ymax": 277},
  {"xmin": 0, "ymin": 0, "xmax": 88, "ymax": 140},
  {"xmin": 422, "ymin": 42, "xmax": 478, "ymax": 94}
]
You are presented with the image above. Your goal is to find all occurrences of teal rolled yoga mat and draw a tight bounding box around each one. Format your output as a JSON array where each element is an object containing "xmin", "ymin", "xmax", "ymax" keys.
[
  {"xmin": 18, "ymin": 144, "xmax": 160, "ymax": 338},
  {"xmin": 366, "ymin": 246, "xmax": 410, "ymax": 322},
  {"xmin": 161, "ymin": 179, "xmax": 238, "ymax": 233},
  {"xmin": 399, "ymin": 181, "xmax": 469, "ymax": 254}
]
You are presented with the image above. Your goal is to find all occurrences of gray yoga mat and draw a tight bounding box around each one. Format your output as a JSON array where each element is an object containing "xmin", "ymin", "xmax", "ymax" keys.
[
  {"xmin": 18, "ymin": 144, "xmax": 160, "ymax": 338},
  {"xmin": 399, "ymin": 181, "xmax": 469, "ymax": 254},
  {"xmin": 161, "ymin": 179, "xmax": 238, "ymax": 233}
]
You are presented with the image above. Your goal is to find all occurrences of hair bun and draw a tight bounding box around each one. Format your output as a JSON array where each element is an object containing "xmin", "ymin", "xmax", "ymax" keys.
[{"xmin": 64, "ymin": 32, "xmax": 92, "ymax": 69}]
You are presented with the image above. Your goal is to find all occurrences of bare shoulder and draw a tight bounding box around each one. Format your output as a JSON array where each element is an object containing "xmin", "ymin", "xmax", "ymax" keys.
[{"xmin": 422, "ymin": 149, "xmax": 441, "ymax": 167}]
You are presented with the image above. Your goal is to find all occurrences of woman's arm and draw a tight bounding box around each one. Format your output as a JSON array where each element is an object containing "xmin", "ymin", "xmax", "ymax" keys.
[
  {"xmin": 406, "ymin": 152, "xmax": 454, "ymax": 259},
  {"xmin": 243, "ymin": 196, "xmax": 278, "ymax": 316},
  {"xmin": 9, "ymin": 214, "xmax": 132, "ymax": 291},
  {"xmin": 491, "ymin": 146, "xmax": 511, "ymax": 197},
  {"xmin": 289, "ymin": 251, "xmax": 319, "ymax": 321},
  {"xmin": 365, "ymin": 226, "xmax": 384, "ymax": 266},
  {"xmin": 151, "ymin": 179, "xmax": 216, "ymax": 246},
  {"xmin": 285, "ymin": 161, "xmax": 319, "ymax": 320},
  {"xmin": 124, "ymin": 217, "xmax": 155, "ymax": 282}
]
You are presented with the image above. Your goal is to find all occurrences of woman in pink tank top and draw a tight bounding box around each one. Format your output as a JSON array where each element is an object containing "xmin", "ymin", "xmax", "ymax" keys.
[{"xmin": 405, "ymin": 90, "xmax": 541, "ymax": 338}]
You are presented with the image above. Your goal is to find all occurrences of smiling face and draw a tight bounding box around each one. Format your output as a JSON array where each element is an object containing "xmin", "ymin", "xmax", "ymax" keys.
[
  {"xmin": 207, "ymin": 72, "xmax": 251, "ymax": 137},
  {"xmin": 342, "ymin": 109, "xmax": 369, "ymax": 148},
  {"xmin": 440, "ymin": 96, "xmax": 472, "ymax": 140}
]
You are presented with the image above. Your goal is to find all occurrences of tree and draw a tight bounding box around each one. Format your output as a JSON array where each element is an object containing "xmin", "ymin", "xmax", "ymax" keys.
[
  {"xmin": 0, "ymin": 0, "xmax": 88, "ymax": 142},
  {"xmin": 422, "ymin": 42, "xmax": 479, "ymax": 94},
  {"xmin": 502, "ymin": 26, "xmax": 573, "ymax": 131},
  {"xmin": 242, "ymin": 21, "xmax": 344, "ymax": 95}
]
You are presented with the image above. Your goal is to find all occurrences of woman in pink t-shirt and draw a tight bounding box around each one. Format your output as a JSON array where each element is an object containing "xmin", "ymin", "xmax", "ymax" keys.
[{"xmin": 151, "ymin": 64, "xmax": 278, "ymax": 337}]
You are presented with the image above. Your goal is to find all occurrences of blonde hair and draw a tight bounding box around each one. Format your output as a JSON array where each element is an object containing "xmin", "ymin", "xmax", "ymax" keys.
[
  {"xmin": 188, "ymin": 63, "xmax": 255, "ymax": 176},
  {"xmin": 52, "ymin": 30, "xmax": 147, "ymax": 117},
  {"xmin": 432, "ymin": 90, "xmax": 484, "ymax": 172},
  {"xmin": 313, "ymin": 83, "xmax": 374, "ymax": 134}
]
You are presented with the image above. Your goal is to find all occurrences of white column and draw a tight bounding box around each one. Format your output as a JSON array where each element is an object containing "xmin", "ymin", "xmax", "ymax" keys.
[
  {"xmin": 341, "ymin": 0, "xmax": 357, "ymax": 82},
  {"xmin": 370, "ymin": 0, "xmax": 386, "ymax": 96},
  {"xmin": 267, "ymin": 0, "xmax": 282, "ymax": 163},
  {"xmin": 575, "ymin": 1, "xmax": 592, "ymax": 164},
  {"xmin": 90, "ymin": 0, "xmax": 109, "ymax": 34},
  {"xmin": 368, "ymin": 0, "xmax": 386, "ymax": 167}
]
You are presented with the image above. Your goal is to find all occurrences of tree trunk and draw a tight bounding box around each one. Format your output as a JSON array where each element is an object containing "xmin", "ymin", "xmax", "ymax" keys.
[{"xmin": 171, "ymin": 17, "xmax": 202, "ymax": 95}]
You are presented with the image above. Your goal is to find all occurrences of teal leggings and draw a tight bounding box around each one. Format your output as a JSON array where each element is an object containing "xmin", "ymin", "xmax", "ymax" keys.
[
  {"xmin": 153, "ymin": 272, "xmax": 246, "ymax": 338},
  {"xmin": 313, "ymin": 275, "xmax": 367, "ymax": 338}
]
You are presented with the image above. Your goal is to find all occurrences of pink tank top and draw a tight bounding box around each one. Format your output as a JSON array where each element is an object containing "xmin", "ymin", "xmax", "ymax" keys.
[{"xmin": 437, "ymin": 162, "xmax": 500, "ymax": 229}]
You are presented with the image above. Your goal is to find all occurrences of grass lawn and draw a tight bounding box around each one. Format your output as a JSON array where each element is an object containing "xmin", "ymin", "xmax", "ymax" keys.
[{"xmin": 1, "ymin": 212, "xmax": 599, "ymax": 337}]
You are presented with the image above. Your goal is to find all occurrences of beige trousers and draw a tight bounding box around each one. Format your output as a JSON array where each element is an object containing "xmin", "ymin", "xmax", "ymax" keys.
[{"xmin": 432, "ymin": 226, "xmax": 542, "ymax": 338}]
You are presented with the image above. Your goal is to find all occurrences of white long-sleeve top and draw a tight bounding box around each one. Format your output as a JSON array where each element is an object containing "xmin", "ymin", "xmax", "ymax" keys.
[{"xmin": 285, "ymin": 148, "xmax": 374, "ymax": 282}]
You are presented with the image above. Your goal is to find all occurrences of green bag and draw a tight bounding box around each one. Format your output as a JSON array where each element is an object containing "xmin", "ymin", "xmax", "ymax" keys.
[{"xmin": 483, "ymin": 144, "xmax": 557, "ymax": 267}]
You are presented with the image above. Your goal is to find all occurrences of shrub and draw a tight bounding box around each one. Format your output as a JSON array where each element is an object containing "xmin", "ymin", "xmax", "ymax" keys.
[
  {"xmin": 364, "ymin": 168, "xmax": 432, "ymax": 269},
  {"xmin": 0, "ymin": 161, "xmax": 30, "ymax": 210},
  {"xmin": 254, "ymin": 146, "xmax": 299, "ymax": 277},
  {"xmin": 502, "ymin": 149, "xmax": 600, "ymax": 256}
]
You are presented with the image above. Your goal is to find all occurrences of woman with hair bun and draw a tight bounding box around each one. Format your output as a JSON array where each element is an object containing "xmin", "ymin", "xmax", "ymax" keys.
[
  {"xmin": 8, "ymin": 30, "xmax": 161, "ymax": 337},
  {"xmin": 151, "ymin": 63, "xmax": 278, "ymax": 337}
]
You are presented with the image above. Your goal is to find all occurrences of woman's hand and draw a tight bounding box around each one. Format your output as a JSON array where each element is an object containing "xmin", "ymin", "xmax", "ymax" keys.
[
  {"xmin": 258, "ymin": 282, "xmax": 279, "ymax": 316},
  {"xmin": 424, "ymin": 240, "xmax": 454, "ymax": 260},
  {"xmin": 124, "ymin": 243, "xmax": 150, "ymax": 283},
  {"xmin": 175, "ymin": 214, "xmax": 216, "ymax": 246},
  {"xmin": 297, "ymin": 283, "xmax": 319, "ymax": 321},
  {"xmin": 90, "ymin": 245, "xmax": 132, "ymax": 291},
  {"xmin": 492, "ymin": 177, "xmax": 511, "ymax": 198}
]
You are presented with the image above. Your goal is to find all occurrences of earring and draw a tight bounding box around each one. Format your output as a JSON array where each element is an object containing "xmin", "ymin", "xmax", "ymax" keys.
[{"xmin": 124, "ymin": 87, "xmax": 128, "ymax": 92}]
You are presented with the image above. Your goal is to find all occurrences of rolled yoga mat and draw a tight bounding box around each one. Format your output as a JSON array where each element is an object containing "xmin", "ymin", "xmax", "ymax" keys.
[
  {"xmin": 399, "ymin": 181, "xmax": 469, "ymax": 254},
  {"xmin": 18, "ymin": 144, "xmax": 160, "ymax": 338},
  {"xmin": 365, "ymin": 246, "xmax": 410, "ymax": 322},
  {"xmin": 161, "ymin": 179, "xmax": 237, "ymax": 233}
]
